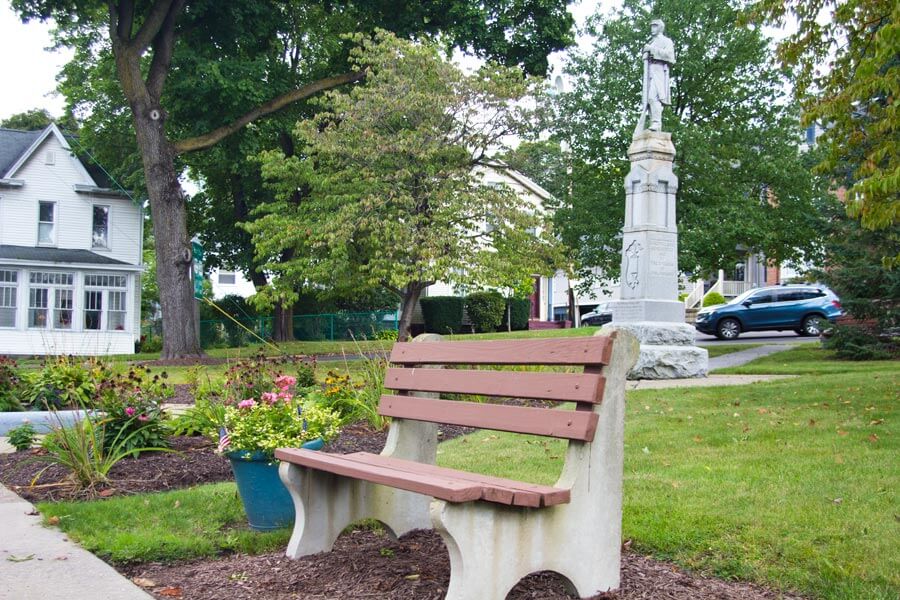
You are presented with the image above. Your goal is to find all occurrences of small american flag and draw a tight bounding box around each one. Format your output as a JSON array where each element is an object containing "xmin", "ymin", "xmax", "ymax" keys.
[{"xmin": 217, "ymin": 427, "xmax": 231, "ymax": 453}]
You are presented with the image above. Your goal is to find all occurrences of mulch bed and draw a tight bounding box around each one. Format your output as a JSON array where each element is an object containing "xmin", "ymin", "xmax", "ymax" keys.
[
  {"xmin": 122, "ymin": 529, "xmax": 804, "ymax": 599},
  {"xmin": 0, "ymin": 422, "xmax": 805, "ymax": 599}
]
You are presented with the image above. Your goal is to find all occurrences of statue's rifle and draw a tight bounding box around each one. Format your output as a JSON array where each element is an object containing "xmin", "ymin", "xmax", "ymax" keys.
[{"xmin": 633, "ymin": 46, "xmax": 650, "ymax": 137}]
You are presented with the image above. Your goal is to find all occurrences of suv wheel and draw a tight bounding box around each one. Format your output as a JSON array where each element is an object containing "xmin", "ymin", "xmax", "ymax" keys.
[
  {"xmin": 716, "ymin": 318, "xmax": 741, "ymax": 340},
  {"xmin": 800, "ymin": 315, "xmax": 825, "ymax": 336}
]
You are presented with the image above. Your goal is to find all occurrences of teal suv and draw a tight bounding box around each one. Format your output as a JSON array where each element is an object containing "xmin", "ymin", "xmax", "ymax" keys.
[{"xmin": 695, "ymin": 285, "xmax": 843, "ymax": 340}]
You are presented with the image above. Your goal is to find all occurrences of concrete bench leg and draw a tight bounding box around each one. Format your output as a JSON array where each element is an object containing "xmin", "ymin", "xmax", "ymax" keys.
[
  {"xmin": 279, "ymin": 462, "xmax": 432, "ymax": 558},
  {"xmin": 430, "ymin": 496, "xmax": 620, "ymax": 600}
]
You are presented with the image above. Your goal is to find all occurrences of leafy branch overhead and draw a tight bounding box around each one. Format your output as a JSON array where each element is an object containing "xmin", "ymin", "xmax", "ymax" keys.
[{"xmin": 247, "ymin": 32, "xmax": 561, "ymax": 340}]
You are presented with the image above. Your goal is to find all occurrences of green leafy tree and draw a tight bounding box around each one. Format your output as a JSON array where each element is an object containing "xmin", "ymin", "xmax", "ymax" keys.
[
  {"xmin": 0, "ymin": 108, "xmax": 77, "ymax": 131},
  {"xmin": 750, "ymin": 0, "xmax": 898, "ymax": 237},
  {"xmin": 548, "ymin": 0, "xmax": 831, "ymax": 286},
  {"xmin": 248, "ymin": 32, "xmax": 558, "ymax": 340},
  {"xmin": 13, "ymin": 0, "xmax": 574, "ymax": 357}
]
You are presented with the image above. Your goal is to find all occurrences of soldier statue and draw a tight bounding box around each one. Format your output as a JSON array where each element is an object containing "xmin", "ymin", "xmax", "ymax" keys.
[{"xmin": 634, "ymin": 19, "xmax": 676, "ymax": 135}]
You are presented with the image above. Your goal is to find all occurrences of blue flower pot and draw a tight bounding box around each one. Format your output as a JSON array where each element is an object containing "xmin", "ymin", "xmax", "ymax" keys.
[{"xmin": 226, "ymin": 438, "xmax": 324, "ymax": 531}]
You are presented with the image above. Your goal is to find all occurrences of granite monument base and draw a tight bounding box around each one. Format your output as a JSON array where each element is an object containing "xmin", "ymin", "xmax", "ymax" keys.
[{"xmin": 602, "ymin": 321, "xmax": 708, "ymax": 380}]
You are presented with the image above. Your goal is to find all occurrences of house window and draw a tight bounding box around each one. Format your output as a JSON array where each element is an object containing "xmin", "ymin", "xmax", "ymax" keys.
[
  {"xmin": 0, "ymin": 270, "xmax": 17, "ymax": 328},
  {"xmin": 218, "ymin": 272, "xmax": 236, "ymax": 285},
  {"xmin": 38, "ymin": 202, "xmax": 56, "ymax": 245},
  {"xmin": 84, "ymin": 273, "xmax": 128, "ymax": 331},
  {"xmin": 92, "ymin": 205, "xmax": 110, "ymax": 249},
  {"xmin": 28, "ymin": 272, "xmax": 74, "ymax": 329}
]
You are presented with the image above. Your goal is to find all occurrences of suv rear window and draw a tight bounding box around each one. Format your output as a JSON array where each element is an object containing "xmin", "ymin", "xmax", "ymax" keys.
[{"xmin": 779, "ymin": 289, "xmax": 825, "ymax": 302}]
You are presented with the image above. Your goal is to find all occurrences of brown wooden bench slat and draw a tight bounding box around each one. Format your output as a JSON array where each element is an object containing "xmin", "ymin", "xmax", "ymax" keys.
[
  {"xmin": 378, "ymin": 394, "xmax": 599, "ymax": 441},
  {"xmin": 384, "ymin": 368, "xmax": 605, "ymax": 404},
  {"xmin": 390, "ymin": 337, "xmax": 613, "ymax": 366},
  {"xmin": 336, "ymin": 453, "xmax": 570, "ymax": 507},
  {"xmin": 275, "ymin": 449, "xmax": 569, "ymax": 507},
  {"xmin": 276, "ymin": 448, "xmax": 485, "ymax": 503}
]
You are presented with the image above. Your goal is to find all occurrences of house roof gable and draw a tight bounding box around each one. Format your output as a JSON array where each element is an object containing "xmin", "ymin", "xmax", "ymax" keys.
[
  {"xmin": 0, "ymin": 245, "xmax": 135, "ymax": 267},
  {"xmin": 0, "ymin": 128, "xmax": 42, "ymax": 178}
]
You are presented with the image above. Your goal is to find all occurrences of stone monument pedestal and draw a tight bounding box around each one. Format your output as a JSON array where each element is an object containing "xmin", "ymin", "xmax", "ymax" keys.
[{"xmin": 609, "ymin": 130, "xmax": 708, "ymax": 380}]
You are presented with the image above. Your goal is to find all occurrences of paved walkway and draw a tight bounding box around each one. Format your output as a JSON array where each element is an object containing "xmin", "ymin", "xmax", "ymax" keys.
[
  {"xmin": 0, "ymin": 483, "xmax": 152, "ymax": 600},
  {"xmin": 0, "ymin": 343, "xmax": 793, "ymax": 599},
  {"xmin": 707, "ymin": 344, "xmax": 793, "ymax": 371}
]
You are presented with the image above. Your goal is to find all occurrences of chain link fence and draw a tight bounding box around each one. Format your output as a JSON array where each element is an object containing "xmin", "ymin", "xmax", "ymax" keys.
[{"xmin": 142, "ymin": 311, "xmax": 399, "ymax": 349}]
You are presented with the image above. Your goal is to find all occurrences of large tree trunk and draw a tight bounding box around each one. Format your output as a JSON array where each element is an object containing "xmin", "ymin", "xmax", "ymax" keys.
[
  {"xmin": 273, "ymin": 302, "xmax": 295, "ymax": 342},
  {"xmin": 132, "ymin": 109, "xmax": 203, "ymax": 359},
  {"xmin": 397, "ymin": 283, "xmax": 425, "ymax": 342}
]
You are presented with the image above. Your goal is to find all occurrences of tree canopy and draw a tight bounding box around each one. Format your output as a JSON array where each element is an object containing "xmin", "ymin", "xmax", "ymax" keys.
[
  {"xmin": 542, "ymin": 0, "xmax": 831, "ymax": 286},
  {"xmin": 246, "ymin": 32, "xmax": 559, "ymax": 339},
  {"xmin": 12, "ymin": 0, "xmax": 575, "ymax": 356},
  {"xmin": 750, "ymin": 0, "xmax": 898, "ymax": 236}
]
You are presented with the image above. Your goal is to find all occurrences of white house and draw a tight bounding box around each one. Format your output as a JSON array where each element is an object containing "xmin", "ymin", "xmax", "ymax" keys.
[{"xmin": 0, "ymin": 123, "xmax": 143, "ymax": 355}]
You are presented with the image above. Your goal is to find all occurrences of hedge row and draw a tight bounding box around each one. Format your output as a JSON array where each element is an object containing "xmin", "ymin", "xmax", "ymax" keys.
[{"xmin": 420, "ymin": 294, "xmax": 531, "ymax": 334}]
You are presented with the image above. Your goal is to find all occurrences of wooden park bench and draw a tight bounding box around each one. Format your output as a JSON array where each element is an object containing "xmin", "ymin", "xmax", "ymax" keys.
[{"xmin": 276, "ymin": 330, "xmax": 639, "ymax": 600}]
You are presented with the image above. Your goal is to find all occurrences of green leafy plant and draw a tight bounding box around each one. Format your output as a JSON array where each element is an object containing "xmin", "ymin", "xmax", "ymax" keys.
[
  {"xmin": 7, "ymin": 422, "xmax": 37, "ymax": 451},
  {"xmin": 21, "ymin": 356, "xmax": 110, "ymax": 410},
  {"xmin": 505, "ymin": 297, "xmax": 531, "ymax": 331},
  {"xmin": 822, "ymin": 324, "xmax": 898, "ymax": 361},
  {"xmin": 39, "ymin": 411, "xmax": 171, "ymax": 493},
  {"xmin": 0, "ymin": 356, "xmax": 23, "ymax": 411},
  {"xmin": 94, "ymin": 367, "xmax": 173, "ymax": 457},
  {"xmin": 170, "ymin": 396, "xmax": 228, "ymax": 438},
  {"xmin": 703, "ymin": 292, "xmax": 727, "ymax": 307},
  {"xmin": 221, "ymin": 377, "xmax": 341, "ymax": 457},
  {"xmin": 466, "ymin": 291, "xmax": 506, "ymax": 332},
  {"xmin": 372, "ymin": 328, "xmax": 398, "ymax": 341},
  {"xmin": 222, "ymin": 352, "xmax": 316, "ymax": 405}
]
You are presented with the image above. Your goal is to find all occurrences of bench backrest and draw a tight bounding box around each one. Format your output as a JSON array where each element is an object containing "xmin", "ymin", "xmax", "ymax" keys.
[{"xmin": 380, "ymin": 337, "xmax": 615, "ymax": 442}]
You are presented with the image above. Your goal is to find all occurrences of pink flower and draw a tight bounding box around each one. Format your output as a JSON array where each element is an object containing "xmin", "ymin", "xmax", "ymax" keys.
[
  {"xmin": 275, "ymin": 375, "xmax": 296, "ymax": 390},
  {"xmin": 278, "ymin": 391, "xmax": 293, "ymax": 403},
  {"xmin": 138, "ymin": 414, "xmax": 149, "ymax": 422},
  {"xmin": 238, "ymin": 399, "xmax": 257, "ymax": 409},
  {"xmin": 125, "ymin": 407, "xmax": 136, "ymax": 417},
  {"xmin": 261, "ymin": 391, "xmax": 279, "ymax": 404}
]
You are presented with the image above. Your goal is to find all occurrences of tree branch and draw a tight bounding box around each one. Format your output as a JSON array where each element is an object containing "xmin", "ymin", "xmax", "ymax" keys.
[
  {"xmin": 173, "ymin": 70, "xmax": 366, "ymax": 154},
  {"xmin": 131, "ymin": 0, "xmax": 175, "ymax": 52},
  {"xmin": 146, "ymin": 0, "xmax": 185, "ymax": 98}
]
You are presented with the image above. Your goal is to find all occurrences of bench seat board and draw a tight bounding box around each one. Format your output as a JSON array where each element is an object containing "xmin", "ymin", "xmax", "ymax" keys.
[
  {"xmin": 385, "ymin": 368, "xmax": 605, "ymax": 404},
  {"xmin": 390, "ymin": 338, "xmax": 613, "ymax": 366},
  {"xmin": 378, "ymin": 394, "xmax": 599, "ymax": 441},
  {"xmin": 275, "ymin": 449, "xmax": 570, "ymax": 507}
]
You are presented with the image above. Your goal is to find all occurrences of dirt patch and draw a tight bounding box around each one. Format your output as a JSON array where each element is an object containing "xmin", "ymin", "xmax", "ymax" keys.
[{"xmin": 122, "ymin": 529, "xmax": 804, "ymax": 600}]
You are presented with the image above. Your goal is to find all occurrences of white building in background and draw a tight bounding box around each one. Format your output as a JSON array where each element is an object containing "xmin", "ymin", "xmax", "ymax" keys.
[
  {"xmin": 0, "ymin": 123, "xmax": 143, "ymax": 355},
  {"xmin": 209, "ymin": 268, "xmax": 256, "ymax": 299}
]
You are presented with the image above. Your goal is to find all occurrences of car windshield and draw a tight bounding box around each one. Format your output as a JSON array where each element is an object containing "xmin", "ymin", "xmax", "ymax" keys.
[{"xmin": 727, "ymin": 289, "xmax": 760, "ymax": 305}]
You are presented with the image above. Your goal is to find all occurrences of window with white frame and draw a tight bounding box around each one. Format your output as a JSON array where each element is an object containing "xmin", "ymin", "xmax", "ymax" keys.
[
  {"xmin": 84, "ymin": 273, "xmax": 128, "ymax": 331},
  {"xmin": 38, "ymin": 202, "xmax": 56, "ymax": 245},
  {"xmin": 92, "ymin": 205, "xmax": 110, "ymax": 249},
  {"xmin": 218, "ymin": 271, "xmax": 236, "ymax": 285},
  {"xmin": 0, "ymin": 270, "xmax": 17, "ymax": 328},
  {"xmin": 28, "ymin": 271, "xmax": 74, "ymax": 329}
]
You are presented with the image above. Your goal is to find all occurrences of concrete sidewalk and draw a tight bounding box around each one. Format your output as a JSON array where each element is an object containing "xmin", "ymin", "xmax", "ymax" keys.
[
  {"xmin": 707, "ymin": 344, "xmax": 793, "ymax": 371},
  {"xmin": 0, "ymin": 483, "xmax": 151, "ymax": 600}
]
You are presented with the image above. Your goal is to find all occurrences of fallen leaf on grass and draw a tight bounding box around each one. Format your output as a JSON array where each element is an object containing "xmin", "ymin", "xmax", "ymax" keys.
[
  {"xmin": 158, "ymin": 586, "xmax": 183, "ymax": 597},
  {"xmin": 837, "ymin": 430, "xmax": 849, "ymax": 436},
  {"xmin": 868, "ymin": 434, "xmax": 879, "ymax": 443},
  {"xmin": 692, "ymin": 435, "xmax": 702, "ymax": 443},
  {"xmin": 869, "ymin": 419, "xmax": 884, "ymax": 426},
  {"xmin": 832, "ymin": 498, "xmax": 842, "ymax": 505},
  {"xmin": 756, "ymin": 408, "xmax": 769, "ymax": 415},
  {"xmin": 98, "ymin": 489, "xmax": 115, "ymax": 498},
  {"xmin": 47, "ymin": 516, "xmax": 60, "ymax": 526},
  {"xmin": 132, "ymin": 578, "xmax": 157, "ymax": 588}
]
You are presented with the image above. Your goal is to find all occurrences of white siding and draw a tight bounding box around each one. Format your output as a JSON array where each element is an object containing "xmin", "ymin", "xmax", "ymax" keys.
[
  {"xmin": 1, "ymin": 133, "xmax": 142, "ymax": 265},
  {"xmin": 0, "ymin": 329, "xmax": 134, "ymax": 356}
]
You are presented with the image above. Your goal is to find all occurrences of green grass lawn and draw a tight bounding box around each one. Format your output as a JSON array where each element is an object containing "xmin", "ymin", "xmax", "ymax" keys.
[
  {"xmin": 36, "ymin": 346, "xmax": 897, "ymax": 598},
  {"xmin": 38, "ymin": 483, "xmax": 290, "ymax": 563}
]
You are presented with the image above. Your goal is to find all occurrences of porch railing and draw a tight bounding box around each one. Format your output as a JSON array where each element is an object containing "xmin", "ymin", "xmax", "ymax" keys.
[{"xmin": 683, "ymin": 279, "xmax": 705, "ymax": 309}]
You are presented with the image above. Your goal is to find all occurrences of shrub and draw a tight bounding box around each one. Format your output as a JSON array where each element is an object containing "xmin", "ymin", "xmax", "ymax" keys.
[
  {"xmin": 137, "ymin": 334, "xmax": 163, "ymax": 354},
  {"xmin": 506, "ymin": 297, "xmax": 531, "ymax": 331},
  {"xmin": 372, "ymin": 328, "xmax": 399, "ymax": 341},
  {"xmin": 420, "ymin": 296, "xmax": 465, "ymax": 334},
  {"xmin": 703, "ymin": 292, "xmax": 726, "ymax": 307},
  {"xmin": 21, "ymin": 356, "xmax": 110, "ymax": 410},
  {"xmin": 0, "ymin": 357, "xmax": 23, "ymax": 411},
  {"xmin": 7, "ymin": 422, "xmax": 36, "ymax": 451},
  {"xmin": 466, "ymin": 291, "xmax": 506, "ymax": 333},
  {"xmin": 822, "ymin": 324, "xmax": 899, "ymax": 360}
]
